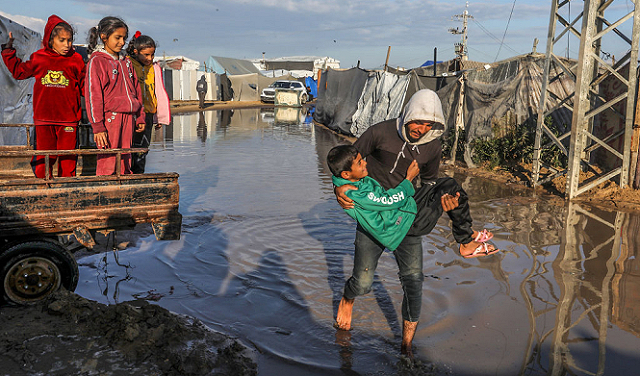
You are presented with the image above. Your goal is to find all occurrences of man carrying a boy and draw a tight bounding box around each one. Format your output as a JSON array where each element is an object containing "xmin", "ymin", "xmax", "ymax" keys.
[{"xmin": 333, "ymin": 89, "xmax": 497, "ymax": 357}]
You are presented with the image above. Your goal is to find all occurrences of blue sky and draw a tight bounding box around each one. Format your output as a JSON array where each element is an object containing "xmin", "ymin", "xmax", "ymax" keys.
[{"xmin": 1, "ymin": 0, "xmax": 635, "ymax": 69}]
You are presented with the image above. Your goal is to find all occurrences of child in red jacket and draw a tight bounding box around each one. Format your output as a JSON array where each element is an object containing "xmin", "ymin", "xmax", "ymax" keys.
[
  {"xmin": 85, "ymin": 16, "xmax": 145, "ymax": 175},
  {"xmin": 1, "ymin": 14, "xmax": 85, "ymax": 178}
]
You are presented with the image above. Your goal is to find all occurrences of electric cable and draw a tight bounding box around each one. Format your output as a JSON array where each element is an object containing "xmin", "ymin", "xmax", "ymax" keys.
[{"xmin": 494, "ymin": 0, "xmax": 518, "ymax": 62}]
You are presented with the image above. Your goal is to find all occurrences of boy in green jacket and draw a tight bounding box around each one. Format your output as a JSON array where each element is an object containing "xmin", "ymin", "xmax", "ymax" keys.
[{"xmin": 327, "ymin": 144, "xmax": 420, "ymax": 251}]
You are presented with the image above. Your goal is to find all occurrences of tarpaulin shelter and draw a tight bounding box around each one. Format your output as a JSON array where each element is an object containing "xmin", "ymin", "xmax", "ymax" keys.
[
  {"xmin": 203, "ymin": 56, "xmax": 260, "ymax": 75},
  {"xmin": 155, "ymin": 56, "xmax": 200, "ymax": 71},
  {"xmin": 0, "ymin": 15, "xmax": 41, "ymax": 145},
  {"xmin": 228, "ymin": 73, "xmax": 299, "ymax": 102},
  {"xmin": 438, "ymin": 53, "xmax": 575, "ymax": 166},
  {"xmin": 314, "ymin": 66, "xmax": 453, "ymax": 136}
]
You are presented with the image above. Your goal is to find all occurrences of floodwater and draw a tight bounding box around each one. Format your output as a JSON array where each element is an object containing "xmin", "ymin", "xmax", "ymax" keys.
[{"xmin": 75, "ymin": 107, "xmax": 640, "ymax": 376}]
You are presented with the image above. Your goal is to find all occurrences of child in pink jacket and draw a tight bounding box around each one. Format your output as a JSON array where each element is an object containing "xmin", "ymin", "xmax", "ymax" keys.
[
  {"xmin": 126, "ymin": 31, "xmax": 171, "ymax": 174},
  {"xmin": 84, "ymin": 16, "xmax": 145, "ymax": 175}
]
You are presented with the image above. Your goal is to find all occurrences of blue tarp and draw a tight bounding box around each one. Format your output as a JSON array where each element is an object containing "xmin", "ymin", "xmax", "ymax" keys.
[
  {"xmin": 305, "ymin": 77, "xmax": 317, "ymax": 98},
  {"xmin": 421, "ymin": 60, "xmax": 443, "ymax": 67}
]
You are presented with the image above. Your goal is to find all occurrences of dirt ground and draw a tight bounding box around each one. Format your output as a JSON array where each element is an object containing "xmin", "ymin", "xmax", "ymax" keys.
[
  {"xmin": 0, "ymin": 289, "xmax": 257, "ymax": 376},
  {"xmin": 445, "ymin": 161, "xmax": 640, "ymax": 213}
]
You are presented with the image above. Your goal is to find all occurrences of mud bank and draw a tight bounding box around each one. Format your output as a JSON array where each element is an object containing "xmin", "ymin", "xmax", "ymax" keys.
[
  {"xmin": 170, "ymin": 100, "xmax": 270, "ymax": 113},
  {"xmin": 0, "ymin": 289, "xmax": 257, "ymax": 376}
]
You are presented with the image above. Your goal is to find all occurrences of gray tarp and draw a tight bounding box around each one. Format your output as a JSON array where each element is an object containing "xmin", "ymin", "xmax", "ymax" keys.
[
  {"xmin": 228, "ymin": 73, "xmax": 298, "ymax": 102},
  {"xmin": 438, "ymin": 54, "xmax": 575, "ymax": 167},
  {"xmin": 351, "ymin": 70, "xmax": 410, "ymax": 137},
  {"xmin": 313, "ymin": 67, "xmax": 370, "ymax": 134},
  {"xmin": 315, "ymin": 67, "xmax": 454, "ymax": 137},
  {"xmin": 0, "ymin": 15, "xmax": 40, "ymax": 145}
]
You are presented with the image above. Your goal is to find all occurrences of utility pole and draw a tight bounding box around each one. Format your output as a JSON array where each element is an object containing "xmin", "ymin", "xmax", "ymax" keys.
[{"xmin": 449, "ymin": 1, "xmax": 473, "ymax": 62}]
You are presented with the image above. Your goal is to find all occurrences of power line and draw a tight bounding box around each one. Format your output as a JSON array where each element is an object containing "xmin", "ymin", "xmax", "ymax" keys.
[
  {"xmin": 494, "ymin": 0, "xmax": 518, "ymax": 62},
  {"xmin": 472, "ymin": 18, "xmax": 520, "ymax": 56}
]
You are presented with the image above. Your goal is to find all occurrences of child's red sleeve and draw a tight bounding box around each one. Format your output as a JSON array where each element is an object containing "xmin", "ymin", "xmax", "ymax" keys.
[
  {"xmin": 1, "ymin": 48, "xmax": 35, "ymax": 80},
  {"xmin": 85, "ymin": 57, "xmax": 107, "ymax": 133}
]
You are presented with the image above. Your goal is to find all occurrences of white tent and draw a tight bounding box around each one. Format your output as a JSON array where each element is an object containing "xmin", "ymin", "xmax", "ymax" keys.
[{"xmin": 0, "ymin": 14, "xmax": 41, "ymax": 145}]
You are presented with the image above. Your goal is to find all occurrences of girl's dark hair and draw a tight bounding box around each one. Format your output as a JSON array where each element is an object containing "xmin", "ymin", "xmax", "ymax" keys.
[
  {"xmin": 49, "ymin": 23, "xmax": 74, "ymax": 48},
  {"xmin": 87, "ymin": 16, "xmax": 128, "ymax": 55},
  {"xmin": 126, "ymin": 34, "xmax": 157, "ymax": 57},
  {"xmin": 327, "ymin": 144, "xmax": 359, "ymax": 177}
]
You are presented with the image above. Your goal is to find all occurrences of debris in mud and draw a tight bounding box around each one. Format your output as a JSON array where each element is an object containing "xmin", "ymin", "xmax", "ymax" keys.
[{"xmin": 0, "ymin": 289, "xmax": 257, "ymax": 376}]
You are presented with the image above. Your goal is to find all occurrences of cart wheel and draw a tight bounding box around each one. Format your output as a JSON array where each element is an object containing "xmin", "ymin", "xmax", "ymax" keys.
[{"xmin": 1, "ymin": 240, "xmax": 78, "ymax": 305}]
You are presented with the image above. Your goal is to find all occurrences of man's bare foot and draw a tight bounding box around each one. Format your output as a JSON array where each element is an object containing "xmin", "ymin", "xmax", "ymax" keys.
[
  {"xmin": 401, "ymin": 320, "xmax": 418, "ymax": 358},
  {"xmin": 335, "ymin": 297, "xmax": 355, "ymax": 330}
]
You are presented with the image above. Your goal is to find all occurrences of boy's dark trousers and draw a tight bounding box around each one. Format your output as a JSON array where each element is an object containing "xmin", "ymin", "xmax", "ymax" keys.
[
  {"xmin": 131, "ymin": 113, "xmax": 155, "ymax": 174},
  {"xmin": 407, "ymin": 177, "xmax": 474, "ymax": 244}
]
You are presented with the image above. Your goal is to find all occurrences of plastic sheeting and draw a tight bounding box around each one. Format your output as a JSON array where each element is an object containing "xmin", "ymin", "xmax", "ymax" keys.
[
  {"xmin": 314, "ymin": 66, "xmax": 453, "ymax": 136},
  {"xmin": 0, "ymin": 15, "xmax": 40, "ymax": 145},
  {"xmin": 228, "ymin": 73, "xmax": 299, "ymax": 102},
  {"xmin": 203, "ymin": 56, "xmax": 260, "ymax": 75},
  {"xmin": 438, "ymin": 54, "xmax": 575, "ymax": 167},
  {"xmin": 351, "ymin": 70, "xmax": 410, "ymax": 137},
  {"xmin": 313, "ymin": 67, "xmax": 370, "ymax": 134}
]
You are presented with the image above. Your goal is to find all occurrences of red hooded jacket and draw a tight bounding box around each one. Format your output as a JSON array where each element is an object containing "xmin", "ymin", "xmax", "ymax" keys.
[{"xmin": 1, "ymin": 14, "xmax": 86, "ymax": 126}]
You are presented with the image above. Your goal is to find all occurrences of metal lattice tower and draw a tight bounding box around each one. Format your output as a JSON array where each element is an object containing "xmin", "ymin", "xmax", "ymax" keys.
[{"xmin": 532, "ymin": 0, "xmax": 640, "ymax": 199}]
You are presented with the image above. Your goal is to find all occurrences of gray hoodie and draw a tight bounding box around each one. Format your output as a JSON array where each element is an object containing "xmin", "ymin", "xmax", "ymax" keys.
[
  {"xmin": 354, "ymin": 89, "xmax": 444, "ymax": 190},
  {"xmin": 397, "ymin": 89, "xmax": 445, "ymax": 145}
]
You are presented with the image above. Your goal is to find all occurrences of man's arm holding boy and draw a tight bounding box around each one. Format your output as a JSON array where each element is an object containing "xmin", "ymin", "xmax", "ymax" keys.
[{"xmin": 344, "ymin": 160, "xmax": 420, "ymax": 211}]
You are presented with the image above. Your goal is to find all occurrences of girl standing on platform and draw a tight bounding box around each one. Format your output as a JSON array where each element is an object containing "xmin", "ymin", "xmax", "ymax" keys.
[
  {"xmin": 85, "ymin": 16, "xmax": 145, "ymax": 175},
  {"xmin": 126, "ymin": 32, "xmax": 171, "ymax": 174},
  {"xmin": 1, "ymin": 14, "xmax": 85, "ymax": 178}
]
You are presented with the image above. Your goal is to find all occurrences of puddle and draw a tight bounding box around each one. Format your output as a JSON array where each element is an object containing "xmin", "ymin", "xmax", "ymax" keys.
[{"xmin": 75, "ymin": 107, "xmax": 640, "ymax": 375}]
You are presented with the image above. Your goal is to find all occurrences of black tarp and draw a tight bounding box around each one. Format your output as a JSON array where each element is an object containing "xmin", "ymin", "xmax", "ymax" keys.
[
  {"xmin": 219, "ymin": 73, "xmax": 234, "ymax": 101},
  {"xmin": 313, "ymin": 68, "xmax": 370, "ymax": 134}
]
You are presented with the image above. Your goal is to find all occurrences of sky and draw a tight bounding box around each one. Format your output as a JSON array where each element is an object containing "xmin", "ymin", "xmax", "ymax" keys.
[{"xmin": 0, "ymin": 0, "xmax": 636, "ymax": 69}]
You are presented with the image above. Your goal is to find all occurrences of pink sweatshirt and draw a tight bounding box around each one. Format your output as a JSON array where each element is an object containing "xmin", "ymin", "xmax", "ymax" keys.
[
  {"xmin": 153, "ymin": 62, "xmax": 171, "ymax": 125},
  {"xmin": 85, "ymin": 49, "xmax": 145, "ymax": 133}
]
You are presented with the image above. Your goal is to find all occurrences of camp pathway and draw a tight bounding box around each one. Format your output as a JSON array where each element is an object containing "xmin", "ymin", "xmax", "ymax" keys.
[{"xmin": 74, "ymin": 107, "xmax": 640, "ymax": 376}]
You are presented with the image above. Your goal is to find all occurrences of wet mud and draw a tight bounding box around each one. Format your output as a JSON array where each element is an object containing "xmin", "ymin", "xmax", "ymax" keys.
[
  {"xmin": 3, "ymin": 108, "xmax": 640, "ymax": 375},
  {"xmin": 0, "ymin": 289, "xmax": 257, "ymax": 376}
]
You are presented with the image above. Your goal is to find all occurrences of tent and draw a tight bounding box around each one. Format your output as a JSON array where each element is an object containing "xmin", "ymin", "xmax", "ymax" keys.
[
  {"xmin": 155, "ymin": 55, "xmax": 200, "ymax": 71},
  {"xmin": 202, "ymin": 56, "xmax": 260, "ymax": 75},
  {"xmin": 314, "ymin": 67, "xmax": 453, "ymax": 136},
  {"xmin": 0, "ymin": 15, "xmax": 41, "ymax": 145}
]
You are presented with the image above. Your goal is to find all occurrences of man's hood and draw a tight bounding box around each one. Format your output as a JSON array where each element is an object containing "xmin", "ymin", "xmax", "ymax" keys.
[
  {"xmin": 397, "ymin": 89, "xmax": 445, "ymax": 145},
  {"xmin": 42, "ymin": 14, "xmax": 75, "ymax": 57}
]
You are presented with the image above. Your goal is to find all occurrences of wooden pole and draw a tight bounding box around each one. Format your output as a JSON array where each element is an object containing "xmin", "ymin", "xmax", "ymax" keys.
[{"xmin": 384, "ymin": 46, "xmax": 391, "ymax": 71}]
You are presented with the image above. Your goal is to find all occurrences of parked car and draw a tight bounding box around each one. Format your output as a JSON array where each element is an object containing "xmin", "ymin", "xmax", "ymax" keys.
[{"xmin": 261, "ymin": 80, "xmax": 308, "ymax": 104}]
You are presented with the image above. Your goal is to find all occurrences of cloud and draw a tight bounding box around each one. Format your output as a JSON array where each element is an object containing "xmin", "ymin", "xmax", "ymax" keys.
[{"xmin": 0, "ymin": 11, "xmax": 46, "ymax": 33}]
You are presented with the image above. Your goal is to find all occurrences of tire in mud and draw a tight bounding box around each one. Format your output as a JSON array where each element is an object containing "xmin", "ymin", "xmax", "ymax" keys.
[{"xmin": 0, "ymin": 239, "xmax": 78, "ymax": 305}]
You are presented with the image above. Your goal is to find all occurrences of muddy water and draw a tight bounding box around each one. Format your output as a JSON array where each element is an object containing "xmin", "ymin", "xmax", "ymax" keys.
[{"xmin": 75, "ymin": 107, "xmax": 640, "ymax": 376}]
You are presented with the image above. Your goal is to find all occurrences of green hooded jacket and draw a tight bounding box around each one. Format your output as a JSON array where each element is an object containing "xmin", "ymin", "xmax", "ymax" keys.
[{"xmin": 332, "ymin": 175, "xmax": 417, "ymax": 250}]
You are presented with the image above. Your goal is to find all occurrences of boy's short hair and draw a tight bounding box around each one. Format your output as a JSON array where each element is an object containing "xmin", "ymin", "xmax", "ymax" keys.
[{"xmin": 327, "ymin": 144, "xmax": 359, "ymax": 177}]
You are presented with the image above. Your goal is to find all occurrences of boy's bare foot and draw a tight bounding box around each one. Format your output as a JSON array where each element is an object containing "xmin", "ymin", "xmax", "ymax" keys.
[
  {"xmin": 335, "ymin": 297, "xmax": 355, "ymax": 330},
  {"xmin": 460, "ymin": 230, "xmax": 498, "ymax": 258},
  {"xmin": 401, "ymin": 320, "xmax": 418, "ymax": 358}
]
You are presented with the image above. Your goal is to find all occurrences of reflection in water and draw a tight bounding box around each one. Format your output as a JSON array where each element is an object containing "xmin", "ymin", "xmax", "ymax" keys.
[
  {"xmin": 75, "ymin": 109, "xmax": 640, "ymax": 376},
  {"xmin": 197, "ymin": 111, "xmax": 207, "ymax": 142}
]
